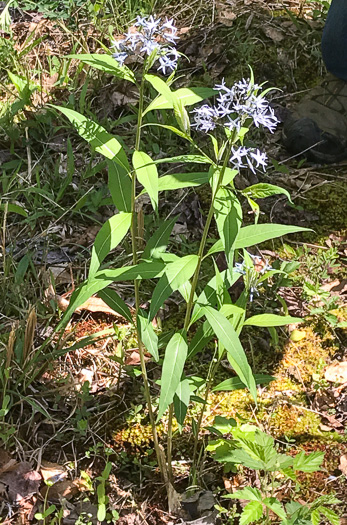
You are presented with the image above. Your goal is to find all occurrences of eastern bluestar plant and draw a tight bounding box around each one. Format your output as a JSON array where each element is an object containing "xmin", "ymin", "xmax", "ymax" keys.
[{"xmin": 52, "ymin": 17, "xmax": 309, "ymax": 510}]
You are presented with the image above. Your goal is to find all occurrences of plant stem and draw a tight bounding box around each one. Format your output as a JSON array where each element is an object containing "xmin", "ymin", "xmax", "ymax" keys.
[
  {"xmin": 131, "ymin": 72, "xmax": 168, "ymax": 483},
  {"xmin": 166, "ymin": 140, "xmax": 234, "ymax": 485},
  {"xmin": 190, "ymin": 343, "xmax": 220, "ymax": 485},
  {"xmin": 167, "ymin": 404, "xmax": 174, "ymax": 483}
]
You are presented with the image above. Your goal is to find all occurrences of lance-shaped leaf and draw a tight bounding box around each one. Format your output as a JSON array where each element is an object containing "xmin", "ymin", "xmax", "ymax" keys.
[
  {"xmin": 107, "ymin": 159, "xmax": 131, "ymax": 212},
  {"xmin": 157, "ymin": 331, "xmax": 188, "ymax": 420},
  {"xmin": 145, "ymin": 74, "xmax": 174, "ymax": 105},
  {"xmin": 149, "ymin": 255, "xmax": 199, "ymax": 321},
  {"xmin": 206, "ymin": 223, "xmax": 311, "ymax": 256},
  {"xmin": 68, "ymin": 54, "xmax": 136, "ymax": 83},
  {"xmin": 56, "ymin": 261, "xmax": 165, "ymax": 331},
  {"xmin": 153, "ymin": 154, "xmax": 213, "ymax": 165},
  {"xmin": 144, "ymin": 86, "xmax": 217, "ymax": 114},
  {"xmin": 52, "ymin": 106, "xmax": 130, "ymax": 171},
  {"xmin": 132, "ymin": 151, "xmax": 158, "ymax": 213},
  {"xmin": 187, "ymin": 321, "xmax": 214, "ymax": 359},
  {"xmin": 98, "ymin": 287, "xmax": 133, "ymax": 323},
  {"xmin": 203, "ymin": 306, "xmax": 257, "ymax": 401},
  {"xmin": 89, "ymin": 212, "xmax": 132, "ymax": 277},
  {"xmin": 0, "ymin": 203, "xmax": 28, "ymax": 217},
  {"xmin": 190, "ymin": 269, "xmax": 242, "ymax": 327},
  {"xmin": 137, "ymin": 311, "xmax": 159, "ymax": 362},
  {"xmin": 241, "ymin": 182, "xmax": 293, "ymax": 204},
  {"xmin": 212, "ymin": 374, "xmax": 275, "ymax": 392},
  {"xmin": 157, "ymin": 172, "xmax": 210, "ymax": 191},
  {"xmin": 173, "ymin": 378, "xmax": 190, "ymax": 429},
  {"xmin": 214, "ymin": 187, "xmax": 242, "ymax": 268},
  {"xmin": 142, "ymin": 216, "xmax": 177, "ymax": 260},
  {"xmin": 244, "ymin": 314, "xmax": 302, "ymax": 327}
]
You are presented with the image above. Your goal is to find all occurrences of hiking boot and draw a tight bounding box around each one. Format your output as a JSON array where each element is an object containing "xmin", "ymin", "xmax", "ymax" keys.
[{"xmin": 283, "ymin": 74, "xmax": 347, "ymax": 163}]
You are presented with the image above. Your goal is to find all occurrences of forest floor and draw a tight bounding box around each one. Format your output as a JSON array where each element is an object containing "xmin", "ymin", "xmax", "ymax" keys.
[{"xmin": 0, "ymin": 1, "xmax": 346, "ymax": 524}]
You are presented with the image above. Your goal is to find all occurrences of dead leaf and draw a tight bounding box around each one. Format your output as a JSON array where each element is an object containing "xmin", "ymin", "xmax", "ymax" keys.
[
  {"xmin": 325, "ymin": 361, "xmax": 347, "ymax": 384},
  {"xmin": 76, "ymin": 296, "xmax": 129, "ymax": 318},
  {"xmin": 0, "ymin": 462, "xmax": 41, "ymax": 503},
  {"xmin": 41, "ymin": 478, "xmax": 89, "ymax": 502},
  {"xmin": 339, "ymin": 454, "xmax": 347, "ymax": 476},
  {"xmin": 216, "ymin": 0, "xmax": 237, "ymax": 26},
  {"xmin": 263, "ymin": 25, "xmax": 285, "ymax": 42},
  {"xmin": 125, "ymin": 350, "xmax": 150, "ymax": 366},
  {"xmin": 321, "ymin": 279, "xmax": 347, "ymax": 294},
  {"xmin": 40, "ymin": 461, "xmax": 67, "ymax": 484},
  {"xmin": 0, "ymin": 448, "xmax": 17, "ymax": 476}
]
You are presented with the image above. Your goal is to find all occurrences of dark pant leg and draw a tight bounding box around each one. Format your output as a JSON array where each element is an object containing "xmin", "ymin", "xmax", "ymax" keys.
[{"xmin": 322, "ymin": 0, "xmax": 347, "ymax": 81}]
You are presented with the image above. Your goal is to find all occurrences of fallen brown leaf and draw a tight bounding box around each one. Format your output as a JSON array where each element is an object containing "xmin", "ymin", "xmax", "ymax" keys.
[
  {"xmin": 325, "ymin": 361, "xmax": 347, "ymax": 384},
  {"xmin": 339, "ymin": 454, "xmax": 347, "ymax": 476},
  {"xmin": 40, "ymin": 461, "xmax": 67, "ymax": 484},
  {"xmin": 0, "ymin": 448, "xmax": 17, "ymax": 476},
  {"xmin": 41, "ymin": 478, "xmax": 90, "ymax": 502},
  {"xmin": 0, "ymin": 462, "xmax": 41, "ymax": 503}
]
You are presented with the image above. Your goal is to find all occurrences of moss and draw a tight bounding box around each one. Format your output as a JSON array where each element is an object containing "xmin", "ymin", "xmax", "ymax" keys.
[
  {"xmin": 299, "ymin": 182, "xmax": 347, "ymax": 233},
  {"xmin": 278, "ymin": 325, "xmax": 337, "ymax": 383}
]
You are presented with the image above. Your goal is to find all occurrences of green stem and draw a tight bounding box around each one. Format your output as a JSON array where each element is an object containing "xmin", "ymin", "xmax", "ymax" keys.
[
  {"xmin": 183, "ymin": 141, "xmax": 233, "ymax": 331},
  {"xmin": 166, "ymin": 140, "xmax": 234, "ymax": 485},
  {"xmin": 190, "ymin": 343, "xmax": 220, "ymax": 485},
  {"xmin": 132, "ymin": 71, "xmax": 168, "ymax": 483},
  {"xmin": 167, "ymin": 404, "xmax": 174, "ymax": 483}
]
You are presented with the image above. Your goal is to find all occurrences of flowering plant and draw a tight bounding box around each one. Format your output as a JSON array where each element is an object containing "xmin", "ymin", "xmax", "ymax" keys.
[{"xmin": 52, "ymin": 17, "xmax": 308, "ymax": 510}]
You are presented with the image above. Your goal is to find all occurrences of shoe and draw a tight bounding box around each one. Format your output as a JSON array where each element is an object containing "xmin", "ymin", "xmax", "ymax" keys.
[{"xmin": 283, "ymin": 74, "xmax": 347, "ymax": 163}]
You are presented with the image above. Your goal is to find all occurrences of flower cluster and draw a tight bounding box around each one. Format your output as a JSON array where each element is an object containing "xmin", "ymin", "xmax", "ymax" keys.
[
  {"xmin": 230, "ymin": 146, "xmax": 268, "ymax": 173},
  {"xmin": 111, "ymin": 16, "xmax": 179, "ymax": 74},
  {"xmin": 191, "ymin": 78, "xmax": 278, "ymax": 135},
  {"xmin": 191, "ymin": 78, "xmax": 278, "ymax": 173}
]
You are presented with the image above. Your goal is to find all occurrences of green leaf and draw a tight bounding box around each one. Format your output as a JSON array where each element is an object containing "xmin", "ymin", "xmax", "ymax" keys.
[
  {"xmin": 149, "ymin": 255, "xmax": 199, "ymax": 320},
  {"xmin": 212, "ymin": 415, "xmax": 237, "ymax": 434},
  {"xmin": 133, "ymin": 151, "xmax": 158, "ymax": 212},
  {"xmin": 311, "ymin": 509, "xmax": 320, "ymax": 525},
  {"xmin": 236, "ymin": 224, "xmax": 311, "ymax": 248},
  {"xmin": 57, "ymin": 262, "xmax": 165, "ymax": 331},
  {"xmin": 157, "ymin": 332, "xmax": 188, "ymax": 420},
  {"xmin": 145, "ymin": 74, "xmax": 174, "ymax": 103},
  {"xmin": 98, "ymin": 287, "xmax": 133, "ymax": 323},
  {"xmin": 173, "ymin": 378, "xmax": 190, "ymax": 428},
  {"xmin": 202, "ymin": 306, "xmax": 257, "ymax": 401},
  {"xmin": 137, "ymin": 311, "xmax": 159, "ymax": 361},
  {"xmin": 293, "ymin": 451, "xmax": 324, "ymax": 473},
  {"xmin": 225, "ymin": 487, "xmax": 262, "ymax": 502},
  {"xmin": 244, "ymin": 314, "xmax": 302, "ymax": 327},
  {"xmin": 53, "ymin": 107, "xmax": 130, "ymax": 170},
  {"xmin": 242, "ymin": 183, "xmax": 293, "ymax": 204},
  {"xmin": 214, "ymin": 187, "xmax": 242, "ymax": 267},
  {"xmin": 319, "ymin": 507, "xmax": 340, "ymax": 525},
  {"xmin": 212, "ymin": 374, "xmax": 275, "ymax": 392},
  {"xmin": 240, "ymin": 501, "xmax": 263, "ymax": 525},
  {"xmin": 89, "ymin": 212, "xmax": 132, "ymax": 277},
  {"xmin": 68, "ymin": 53, "xmax": 135, "ymax": 83},
  {"xmin": 0, "ymin": 203, "xmax": 28, "ymax": 217},
  {"xmin": 154, "ymin": 154, "xmax": 213, "ymax": 165},
  {"xmin": 144, "ymin": 86, "xmax": 216, "ymax": 114},
  {"xmin": 189, "ymin": 269, "xmax": 241, "ymax": 327},
  {"xmin": 142, "ymin": 216, "xmax": 177, "ymax": 260},
  {"xmin": 107, "ymin": 159, "xmax": 131, "ymax": 212},
  {"xmin": 263, "ymin": 498, "xmax": 286, "ymax": 520},
  {"xmin": 206, "ymin": 224, "xmax": 311, "ymax": 256},
  {"xmin": 158, "ymin": 172, "xmax": 211, "ymax": 192},
  {"xmin": 187, "ymin": 321, "xmax": 214, "ymax": 359},
  {"xmin": 173, "ymin": 97, "xmax": 191, "ymax": 135}
]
